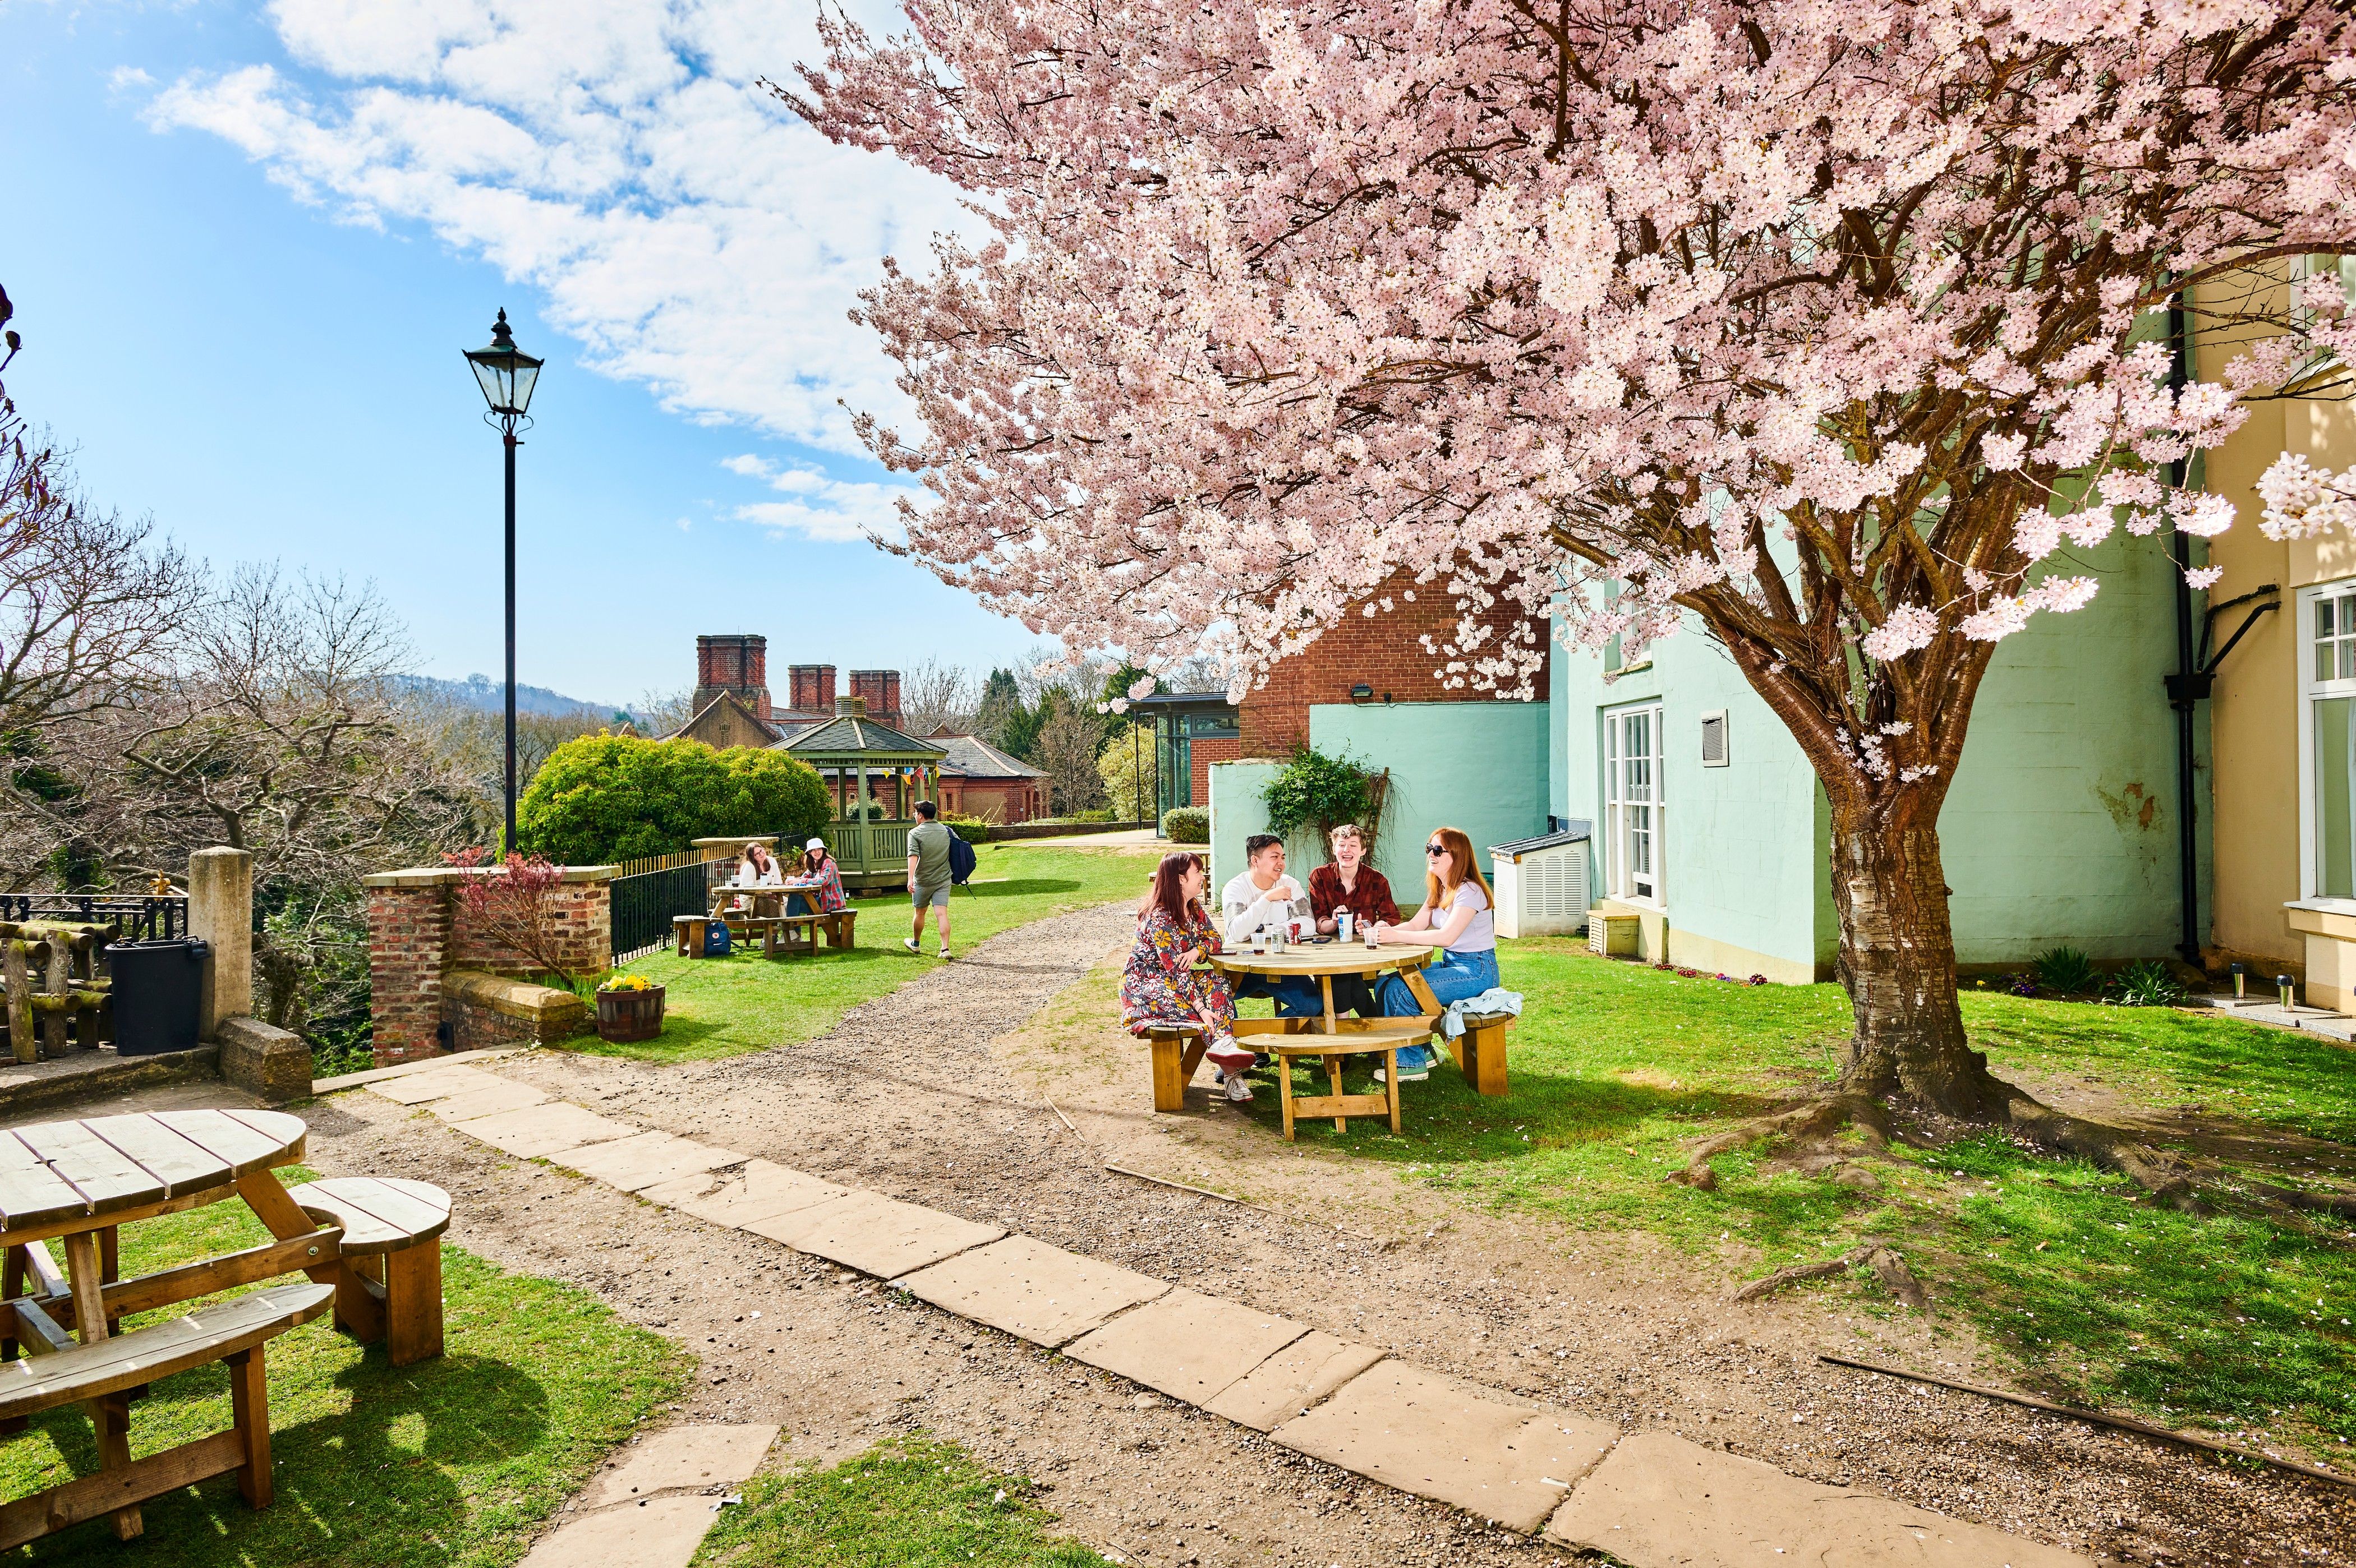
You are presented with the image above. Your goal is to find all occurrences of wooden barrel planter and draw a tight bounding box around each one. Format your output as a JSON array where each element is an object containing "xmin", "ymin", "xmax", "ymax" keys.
[{"xmin": 595, "ymin": 985, "xmax": 666, "ymax": 1044}]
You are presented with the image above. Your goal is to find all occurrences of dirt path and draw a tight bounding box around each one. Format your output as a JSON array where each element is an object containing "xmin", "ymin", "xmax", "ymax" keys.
[{"xmin": 309, "ymin": 903, "xmax": 2353, "ymax": 1567}]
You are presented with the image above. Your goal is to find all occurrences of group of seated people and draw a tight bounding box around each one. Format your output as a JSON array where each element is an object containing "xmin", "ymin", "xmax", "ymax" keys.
[
  {"xmin": 1116, "ymin": 821, "xmax": 1499, "ymax": 1100},
  {"xmin": 727, "ymin": 838, "xmax": 848, "ymax": 916}
]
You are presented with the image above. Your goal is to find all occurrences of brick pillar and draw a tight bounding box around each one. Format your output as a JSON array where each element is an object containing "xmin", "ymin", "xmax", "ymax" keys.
[{"xmin": 362, "ymin": 870, "xmax": 455, "ymax": 1066}]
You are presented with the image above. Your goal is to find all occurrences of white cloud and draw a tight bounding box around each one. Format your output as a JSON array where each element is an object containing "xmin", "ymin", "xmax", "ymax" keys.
[
  {"xmin": 141, "ymin": 0, "xmax": 975, "ymax": 460},
  {"xmin": 724, "ymin": 453, "xmax": 921, "ymax": 545}
]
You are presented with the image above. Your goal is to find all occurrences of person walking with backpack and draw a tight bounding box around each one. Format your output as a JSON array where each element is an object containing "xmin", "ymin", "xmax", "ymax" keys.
[{"xmin": 904, "ymin": 800, "xmax": 957, "ymax": 958}]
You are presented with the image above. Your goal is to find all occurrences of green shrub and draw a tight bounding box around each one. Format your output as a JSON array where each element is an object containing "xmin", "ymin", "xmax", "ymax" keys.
[
  {"xmin": 1162, "ymin": 807, "xmax": 1209, "ymax": 843},
  {"xmin": 517, "ymin": 735, "xmax": 830, "ymax": 864},
  {"xmin": 1263, "ymin": 745, "xmax": 1373, "ymax": 840},
  {"xmin": 2109, "ymin": 957, "xmax": 2189, "ymax": 1007},
  {"xmin": 2032, "ymin": 944, "xmax": 2100, "ymax": 995}
]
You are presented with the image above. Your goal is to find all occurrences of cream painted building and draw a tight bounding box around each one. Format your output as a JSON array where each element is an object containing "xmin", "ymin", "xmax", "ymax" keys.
[{"xmin": 2201, "ymin": 269, "xmax": 2356, "ymax": 1006}]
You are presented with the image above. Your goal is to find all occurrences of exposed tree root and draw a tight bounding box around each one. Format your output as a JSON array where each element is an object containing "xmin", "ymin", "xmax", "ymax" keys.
[
  {"xmin": 1671, "ymin": 1077, "xmax": 2356, "ymax": 1224},
  {"xmin": 1728, "ymin": 1236, "xmax": 1927, "ymax": 1308}
]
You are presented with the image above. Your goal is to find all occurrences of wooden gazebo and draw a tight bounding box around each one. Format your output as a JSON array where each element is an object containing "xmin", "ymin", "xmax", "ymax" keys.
[{"xmin": 783, "ymin": 698, "xmax": 950, "ymax": 892}]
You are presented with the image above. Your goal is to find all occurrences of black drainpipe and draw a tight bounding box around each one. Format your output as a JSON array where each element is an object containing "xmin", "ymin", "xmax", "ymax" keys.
[{"xmin": 2164, "ymin": 293, "xmax": 2203, "ymax": 966}]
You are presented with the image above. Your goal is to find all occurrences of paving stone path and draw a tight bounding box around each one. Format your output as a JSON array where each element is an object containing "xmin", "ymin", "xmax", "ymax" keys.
[
  {"xmin": 338, "ymin": 1058, "xmax": 2092, "ymax": 1568},
  {"xmin": 519, "ymin": 1423, "xmax": 779, "ymax": 1567}
]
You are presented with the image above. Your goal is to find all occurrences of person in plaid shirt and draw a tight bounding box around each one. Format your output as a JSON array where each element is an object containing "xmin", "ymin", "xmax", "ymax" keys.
[{"xmin": 1307, "ymin": 823, "xmax": 1397, "ymax": 1017}]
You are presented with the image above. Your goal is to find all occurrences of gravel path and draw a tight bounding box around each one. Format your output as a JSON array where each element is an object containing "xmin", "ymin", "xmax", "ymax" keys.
[{"xmin": 308, "ymin": 902, "xmax": 2353, "ymax": 1568}]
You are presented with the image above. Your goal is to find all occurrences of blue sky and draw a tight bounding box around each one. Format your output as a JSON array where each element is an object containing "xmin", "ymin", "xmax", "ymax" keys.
[{"xmin": 2, "ymin": 0, "xmax": 1040, "ymax": 710}]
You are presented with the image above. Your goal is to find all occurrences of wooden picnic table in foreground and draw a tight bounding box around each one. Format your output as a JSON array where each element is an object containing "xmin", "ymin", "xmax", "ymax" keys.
[
  {"xmin": 0, "ymin": 1109, "xmax": 449, "ymax": 1549},
  {"xmin": 1207, "ymin": 944, "xmax": 1443, "ymax": 1138}
]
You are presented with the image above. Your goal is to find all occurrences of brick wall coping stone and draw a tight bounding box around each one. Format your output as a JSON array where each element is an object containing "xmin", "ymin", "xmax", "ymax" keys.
[
  {"xmin": 443, "ymin": 969, "xmax": 588, "ymax": 1025},
  {"xmin": 694, "ymin": 836, "xmax": 776, "ymax": 853},
  {"xmin": 362, "ymin": 864, "xmax": 617, "ymax": 889},
  {"xmin": 217, "ymin": 1016, "xmax": 313, "ymax": 1104}
]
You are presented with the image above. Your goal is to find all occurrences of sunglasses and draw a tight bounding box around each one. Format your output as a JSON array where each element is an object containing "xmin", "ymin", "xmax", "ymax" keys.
[{"xmin": 1425, "ymin": 842, "xmax": 1449, "ymax": 857}]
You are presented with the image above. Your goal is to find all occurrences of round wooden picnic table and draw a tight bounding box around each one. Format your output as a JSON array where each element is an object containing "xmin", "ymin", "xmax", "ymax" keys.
[
  {"xmin": 1205, "ymin": 944, "xmax": 1444, "ymax": 1138},
  {"xmin": 0, "ymin": 1108, "xmax": 333, "ymax": 1539}
]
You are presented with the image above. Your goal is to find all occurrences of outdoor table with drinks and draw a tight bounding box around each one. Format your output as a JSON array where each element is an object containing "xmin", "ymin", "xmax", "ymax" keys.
[{"xmin": 1206, "ymin": 915, "xmax": 1444, "ymax": 1138}]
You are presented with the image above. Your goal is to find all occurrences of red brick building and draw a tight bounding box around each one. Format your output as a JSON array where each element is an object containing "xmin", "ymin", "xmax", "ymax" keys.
[{"xmin": 1238, "ymin": 569, "xmax": 1551, "ymax": 755}]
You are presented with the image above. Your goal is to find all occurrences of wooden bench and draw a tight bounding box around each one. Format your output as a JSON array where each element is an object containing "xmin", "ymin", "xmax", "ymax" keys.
[
  {"xmin": 288, "ymin": 1178, "xmax": 450, "ymax": 1367},
  {"xmin": 0, "ymin": 1279, "xmax": 332, "ymax": 1548},
  {"xmin": 759, "ymin": 915, "xmax": 820, "ymax": 960},
  {"xmin": 813, "ymin": 908, "xmax": 857, "ymax": 949},
  {"xmin": 1144, "ymin": 1026, "xmax": 1211, "ymax": 1113},
  {"xmin": 1448, "ymin": 1012, "xmax": 1514, "ymax": 1096},
  {"xmin": 1255, "ymin": 1021, "xmax": 1433, "ymax": 1140}
]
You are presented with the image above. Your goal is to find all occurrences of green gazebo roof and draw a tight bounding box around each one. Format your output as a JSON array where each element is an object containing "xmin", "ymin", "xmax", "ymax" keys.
[{"xmin": 781, "ymin": 714, "xmax": 946, "ymax": 764}]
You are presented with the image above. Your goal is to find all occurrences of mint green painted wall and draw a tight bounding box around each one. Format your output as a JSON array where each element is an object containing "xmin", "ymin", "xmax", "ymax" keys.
[
  {"xmin": 1209, "ymin": 760, "xmax": 1281, "ymax": 895},
  {"xmin": 1306, "ymin": 702, "xmax": 1550, "ymax": 890},
  {"xmin": 1548, "ymin": 530, "xmax": 2211, "ymax": 970},
  {"xmin": 1940, "ymin": 529, "xmax": 2210, "ymax": 962},
  {"xmin": 1554, "ymin": 632, "xmax": 1832, "ymax": 974}
]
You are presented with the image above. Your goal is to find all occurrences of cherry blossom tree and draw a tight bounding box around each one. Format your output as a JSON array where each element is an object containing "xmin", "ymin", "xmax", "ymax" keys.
[{"xmin": 789, "ymin": 0, "xmax": 2356, "ymax": 1192}]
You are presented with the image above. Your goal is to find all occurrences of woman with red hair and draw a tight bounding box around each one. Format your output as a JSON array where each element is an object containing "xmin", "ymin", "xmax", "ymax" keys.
[{"xmin": 1119, "ymin": 851, "xmax": 1254, "ymax": 1101}]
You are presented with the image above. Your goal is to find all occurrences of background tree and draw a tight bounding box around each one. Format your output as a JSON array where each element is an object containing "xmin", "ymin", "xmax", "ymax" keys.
[
  {"xmin": 973, "ymin": 667, "xmax": 1024, "ymax": 749},
  {"xmin": 1032, "ymin": 702, "xmax": 1110, "ymax": 816},
  {"xmin": 899, "ymin": 656, "xmax": 979, "ymax": 735},
  {"xmin": 797, "ymin": 0, "xmax": 2356, "ymax": 1202},
  {"xmin": 1097, "ymin": 720, "xmax": 1157, "ymax": 821},
  {"xmin": 517, "ymin": 734, "xmax": 830, "ymax": 864}
]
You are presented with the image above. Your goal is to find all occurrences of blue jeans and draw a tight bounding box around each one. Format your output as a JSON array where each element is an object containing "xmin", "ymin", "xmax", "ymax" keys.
[
  {"xmin": 1235, "ymin": 974, "xmax": 1323, "ymax": 1019},
  {"xmin": 1379, "ymin": 948, "xmax": 1501, "ymax": 1018},
  {"xmin": 785, "ymin": 893, "xmax": 813, "ymax": 916}
]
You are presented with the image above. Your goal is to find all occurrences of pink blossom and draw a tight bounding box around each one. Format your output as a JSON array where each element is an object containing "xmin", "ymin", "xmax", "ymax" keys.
[{"xmin": 794, "ymin": 0, "xmax": 2356, "ymax": 810}]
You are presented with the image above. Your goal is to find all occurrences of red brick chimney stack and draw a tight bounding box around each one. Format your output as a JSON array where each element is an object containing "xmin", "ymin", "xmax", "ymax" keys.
[
  {"xmin": 849, "ymin": 670, "xmax": 903, "ymax": 724},
  {"xmin": 789, "ymin": 665, "xmax": 838, "ymax": 714},
  {"xmin": 692, "ymin": 634, "xmax": 771, "ymax": 722}
]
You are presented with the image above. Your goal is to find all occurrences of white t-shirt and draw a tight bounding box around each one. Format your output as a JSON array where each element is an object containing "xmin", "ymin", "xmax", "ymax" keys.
[
  {"xmin": 1221, "ymin": 869, "xmax": 1306, "ymax": 945},
  {"xmin": 1437, "ymin": 881, "xmax": 1495, "ymax": 953},
  {"xmin": 734, "ymin": 860, "xmax": 783, "ymax": 888}
]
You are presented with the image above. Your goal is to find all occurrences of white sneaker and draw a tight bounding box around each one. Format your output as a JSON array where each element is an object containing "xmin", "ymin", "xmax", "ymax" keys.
[
  {"xmin": 938, "ymin": 947, "xmax": 951, "ymax": 959},
  {"xmin": 1225, "ymin": 1075, "xmax": 1254, "ymax": 1102},
  {"xmin": 902, "ymin": 937, "xmax": 919, "ymax": 954}
]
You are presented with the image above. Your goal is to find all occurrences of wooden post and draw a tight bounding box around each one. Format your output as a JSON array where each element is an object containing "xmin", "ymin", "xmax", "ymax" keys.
[
  {"xmin": 384, "ymin": 1246, "xmax": 444, "ymax": 1366},
  {"xmin": 4, "ymin": 941, "xmax": 33, "ymax": 1065},
  {"xmin": 40, "ymin": 937, "xmax": 71, "ymax": 1059},
  {"xmin": 226, "ymin": 1346, "xmax": 273, "ymax": 1509}
]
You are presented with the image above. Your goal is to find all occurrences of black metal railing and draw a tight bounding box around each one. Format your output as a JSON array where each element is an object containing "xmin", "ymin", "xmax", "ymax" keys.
[
  {"xmin": 0, "ymin": 894, "xmax": 187, "ymax": 943},
  {"xmin": 609, "ymin": 863, "xmax": 708, "ymax": 961}
]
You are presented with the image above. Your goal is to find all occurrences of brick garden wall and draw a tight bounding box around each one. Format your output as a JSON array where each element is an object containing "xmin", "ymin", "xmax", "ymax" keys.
[
  {"xmin": 366, "ymin": 878, "xmax": 455, "ymax": 1066},
  {"xmin": 362, "ymin": 866, "xmax": 612, "ymax": 1066},
  {"xmin": 1239, "ymin": 569, "xmax": 1550, "ymax": 756}
]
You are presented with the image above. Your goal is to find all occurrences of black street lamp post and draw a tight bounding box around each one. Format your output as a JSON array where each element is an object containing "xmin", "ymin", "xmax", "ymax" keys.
[{"xmin": 462, "ymin": 309, "xmax": 544, "ymax": 853}]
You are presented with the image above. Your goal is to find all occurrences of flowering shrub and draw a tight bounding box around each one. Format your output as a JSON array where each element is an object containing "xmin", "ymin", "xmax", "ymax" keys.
[{"xmin": 444, "ymin": 847, "xmax": 581, "ymax": 992}]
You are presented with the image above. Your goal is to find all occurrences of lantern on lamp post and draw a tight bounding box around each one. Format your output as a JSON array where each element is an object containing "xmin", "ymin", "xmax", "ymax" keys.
[{"xmin": 462, "ymin": 309, "xmax": 544, "ymax": 853}]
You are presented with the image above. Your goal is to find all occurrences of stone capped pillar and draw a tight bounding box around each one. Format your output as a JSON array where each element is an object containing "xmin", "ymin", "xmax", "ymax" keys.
[{"xmin": 186, "ymin": 846, "xmax": 254, "ymax": 1042}]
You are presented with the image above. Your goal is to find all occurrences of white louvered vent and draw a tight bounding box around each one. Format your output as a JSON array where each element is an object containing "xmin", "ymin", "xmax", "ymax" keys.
[
  {"xmin": 1493, "ymin": 838, "xmax": 1589, "ymax": 938},
  {"xmin": 1700, "ymin": 709, "xmax": 1729, "ymax": 767}
]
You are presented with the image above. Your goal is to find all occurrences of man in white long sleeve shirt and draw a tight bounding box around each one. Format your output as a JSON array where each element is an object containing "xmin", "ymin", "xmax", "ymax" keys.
[{"xmin": 1221, "ymin": 835, "xmax": 1321, "ymax": 1018}]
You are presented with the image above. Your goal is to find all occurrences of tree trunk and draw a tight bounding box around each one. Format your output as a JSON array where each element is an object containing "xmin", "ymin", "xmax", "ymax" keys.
[{"xmin": 1828, "ymin": 813, "xmax": 2004, "ymax": 1117}]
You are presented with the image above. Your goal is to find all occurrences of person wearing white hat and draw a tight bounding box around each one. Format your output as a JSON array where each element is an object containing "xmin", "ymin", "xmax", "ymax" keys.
[{"xmin": 788, "ymin": 837, "xmax": 846, "ymax": 917}]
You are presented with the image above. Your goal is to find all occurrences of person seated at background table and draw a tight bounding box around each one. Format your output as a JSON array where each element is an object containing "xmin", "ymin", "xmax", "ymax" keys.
[
  {"xmin": 1220, "ymin": 833, "xmax": 1322, "ymax": 1019},
  {"xmin": 1308, "ymin": 822, "xmax": 1398, "ymax": 1017},
  {"xmin": 1366, "ymin": 825, "xmax": 1500, "ymax": 1082},
  {"xmin": 1122, "ymin": 851, "xmax": 1256, "ymax": 1102},
  {"xmin": 729, "ymin": 842, "xmax": 784, "ymax": 911},
  {"xmin": 786, "ymin": 836, "xmax": 846, "ymax": 918}
]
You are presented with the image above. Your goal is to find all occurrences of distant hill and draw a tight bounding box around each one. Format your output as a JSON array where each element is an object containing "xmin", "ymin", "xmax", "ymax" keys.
[{"xmin": 398, "ymin": 674, "xmax": 629, "ymax": 722}]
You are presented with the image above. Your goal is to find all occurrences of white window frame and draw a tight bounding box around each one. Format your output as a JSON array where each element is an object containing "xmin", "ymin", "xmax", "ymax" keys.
[
  {"xmin": 1603, "ymin": 702, "xmax": 1665, "ymax": 907},
  {"xmin": 2298, "ymin": 580, "xmax": 2356, "ymax": 907}
]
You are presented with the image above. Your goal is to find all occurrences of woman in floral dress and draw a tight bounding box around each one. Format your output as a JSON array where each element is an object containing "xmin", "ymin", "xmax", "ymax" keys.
[{"xmin": 1120, "ymin": 852, "xmax": 1255, "ymax": 1101}]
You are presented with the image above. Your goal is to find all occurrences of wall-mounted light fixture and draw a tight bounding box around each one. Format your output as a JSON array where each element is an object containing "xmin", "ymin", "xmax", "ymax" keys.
[{"xmin": 1349, "ymin": 683, "xmax": 1374, "ymax": 704}]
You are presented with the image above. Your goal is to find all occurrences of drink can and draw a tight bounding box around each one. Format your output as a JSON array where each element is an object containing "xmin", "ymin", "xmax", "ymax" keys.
[{"xmin": 1338, "ymin": 911, "xmax": 1354, "ymax": 942}]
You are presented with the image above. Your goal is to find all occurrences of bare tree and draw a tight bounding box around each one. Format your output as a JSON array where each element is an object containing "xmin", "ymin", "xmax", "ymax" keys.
[
  {"xmin": 1033, "ymin": 705, "xmax": 1109, "ymax": 817},
  {"xmin": 899, "ymin": 656, "xmax": 977, "ymax": 735},
  {"xmin": 629, "ymin": 685, "xmax": 695, "ymax": 736},
  {"xmin": 0, "ymin": 297, "xmax": 200, "ymax": 887}
]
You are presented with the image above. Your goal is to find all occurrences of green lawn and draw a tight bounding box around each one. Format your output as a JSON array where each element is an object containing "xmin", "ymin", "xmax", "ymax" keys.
[
  {"xmin": 692, "ymin": 1437, "xmax": 1111, "ymax": 1568},
  {"xmin": 585, "ymin": 843, "xmax": 1156, "ymax": 1064},
  {"xmin": 2, "ymin": 1174, "xmax": 687, "ymax": 1565},
  {"xmin": 1195, "ymin": 939, "xmax": 2356, "ymax": 1458}
]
